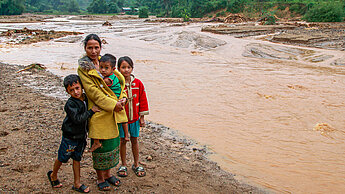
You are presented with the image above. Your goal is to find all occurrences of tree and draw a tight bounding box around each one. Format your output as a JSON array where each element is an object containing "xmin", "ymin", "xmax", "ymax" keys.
[
  {"xmin": 59, "ymin": 0, "xmax": 80, "ymax": 13},
  {"xmin": 87, "ymin": 0, "xmax": 107, "ymax": 13},
  {"xmin": 108, "ymin": 1, "xmax": 120, "ymax": 13},
  {"xmin": 0, "ymin": 0, "xmax": 25, "ymax": 15}
]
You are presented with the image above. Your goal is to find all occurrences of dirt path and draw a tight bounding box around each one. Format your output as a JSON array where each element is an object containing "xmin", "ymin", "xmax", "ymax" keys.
[{"xmin": 0, "ymin": 63, "xmax": 265, "ymax": 193}]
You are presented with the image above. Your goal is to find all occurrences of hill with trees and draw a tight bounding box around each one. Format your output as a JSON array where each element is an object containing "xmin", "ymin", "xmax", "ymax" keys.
[{"xmin": 0, "ymin": 0, "xmax": 344, "ymax": 22}]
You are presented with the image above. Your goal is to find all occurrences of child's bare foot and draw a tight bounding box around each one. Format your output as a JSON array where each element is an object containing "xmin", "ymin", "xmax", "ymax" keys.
[{"xmin": 89, "ymin": 142, "xmax": 102, "ymax": 152}]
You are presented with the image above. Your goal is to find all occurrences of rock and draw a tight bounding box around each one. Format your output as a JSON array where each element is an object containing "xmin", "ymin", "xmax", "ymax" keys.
[
  {"xmin": 102, "ymin": 21, "xmax": 112, "ymax": 26},
  {"xmin": 146, "ymin": 155, "xmax": 153, "ymax": 161}
]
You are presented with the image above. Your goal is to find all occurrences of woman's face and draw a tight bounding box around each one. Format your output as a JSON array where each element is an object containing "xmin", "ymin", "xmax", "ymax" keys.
[{"xmin": 85, "ymin": 39, "xmax": 101, "ymax": 61}]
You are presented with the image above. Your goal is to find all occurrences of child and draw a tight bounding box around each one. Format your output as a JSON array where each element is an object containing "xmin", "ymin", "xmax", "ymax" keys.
[
  {"xmin": 89, "ymin": 53, "xmax": 129, "ymax": 152},
  {"xmin": 117, "ymin": 56, "xmax": 149, "ymax": 177},
  {"xmin": 47, "ymin": 74, "xmax": 100, "ymax": 193}
]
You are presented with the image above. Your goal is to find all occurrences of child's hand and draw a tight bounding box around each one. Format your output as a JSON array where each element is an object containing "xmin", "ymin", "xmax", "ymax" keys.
[
  {"xmin": 114, "ymin": 101, "xmax": 123, "ymax": 112},
  {"xmin": 92, "ymin": 105, "xmax": 101, "ymax": 112},
  {"xmin": 139, "ymin": 116, "xmax": 145, "ymax": 127},
  {"xmin": 124, "ymin": 134, "xmax": 130, "ymax": 141},
  {"xmin": 104, "ymin": 77, "xmax": 113, "ymax": 87},
  {"xmin": 119, "ymin": 98, "xmax": 127, "ymax": 106}
]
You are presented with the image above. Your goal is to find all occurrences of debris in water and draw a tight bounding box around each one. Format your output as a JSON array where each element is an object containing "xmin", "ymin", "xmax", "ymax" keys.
[
  {"xmin": 313, "ymin": 123, "xmax": 335, "ymax": 132},
  {"xmin": 16, "ymin": 63, "xmax": 46, "ymax": 73},
  {"xmin": 313, "ymin": 123, "xmax": 335, "ymax": 137}
]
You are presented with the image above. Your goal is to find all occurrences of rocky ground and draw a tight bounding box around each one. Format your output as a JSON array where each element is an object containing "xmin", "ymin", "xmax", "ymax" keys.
[
  {"xmin": 202, "ymin": 22, "xmax": 345, "ymax": 51},
  {"xmin": 0, "ymin": 63, "xmax": 265, "ymax": 193}
]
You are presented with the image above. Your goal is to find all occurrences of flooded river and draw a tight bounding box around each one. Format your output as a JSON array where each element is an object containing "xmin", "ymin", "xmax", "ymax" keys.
[{"xmin": 1, "ymin": 17, "xmax": 345, "ymax": 193}]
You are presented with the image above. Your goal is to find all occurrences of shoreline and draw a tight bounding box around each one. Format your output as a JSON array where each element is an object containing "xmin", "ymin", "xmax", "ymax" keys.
[{"xmin": 0, "ymin": 62, "xmax": 268, "ymax": 193}]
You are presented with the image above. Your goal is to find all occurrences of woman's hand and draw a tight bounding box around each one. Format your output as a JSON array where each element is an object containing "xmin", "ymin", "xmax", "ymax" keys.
[
  {"xmin": 114, "ymin": 101, "xmax": 124, "ymax": 112},
  {"xmin": 91, "ymin": 105, "xmax": 101, "ymax": 112}
]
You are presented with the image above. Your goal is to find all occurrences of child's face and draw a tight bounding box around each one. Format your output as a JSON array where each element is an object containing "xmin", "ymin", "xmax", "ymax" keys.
[
  {"xmin": 99, "ymin": 61, "xmax": 114, "ymax": 77},
  {"xmin": 119, "ymin": 61, "xmax": 133, "ymax": 78},
  {"xmin": 66, "ymin": 82, "xmax": 83, "ymax": 100}
]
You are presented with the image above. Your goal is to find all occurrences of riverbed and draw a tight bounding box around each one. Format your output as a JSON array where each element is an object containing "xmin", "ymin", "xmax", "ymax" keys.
[{"xmin": 1, "ymin": 16, "xmax": 345, "ymax": 193}]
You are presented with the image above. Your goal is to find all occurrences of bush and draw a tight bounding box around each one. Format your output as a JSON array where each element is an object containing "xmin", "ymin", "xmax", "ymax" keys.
[
  {"xmin": 265, "ymin": 15, "xmax": 276, "ymax": 25},
  {"xmin": 303, "ymin": 2, "xmax": 344, "ymax": 22},
  {"xmin": 139, "ymin": 7, "xmax": 149, "ymax": 18},
  {"xmin": 289, "ymin": 3, "xmax": 307, "ymax": 15},
  {"xmin": 277, "ymin": 3, "xmax": 287, "ymax": 11},
  {"xmin": 181, "ymin": 9, "xmax": 190, "ymax": 22}
]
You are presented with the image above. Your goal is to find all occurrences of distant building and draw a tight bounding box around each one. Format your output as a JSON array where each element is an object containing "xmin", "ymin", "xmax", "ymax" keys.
[
  {"xmin": 122, "ymin": 7, "xmax": 132, "ymax": 12},
  {"xmin": 121, "ymin": 7, "xmax": 139, "ymax": 12}
]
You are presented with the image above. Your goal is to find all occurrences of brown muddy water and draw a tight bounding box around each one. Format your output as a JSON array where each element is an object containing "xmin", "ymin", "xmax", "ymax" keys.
[{"xmin": 1, "ymin": 17, "xmax": 345, "ymax": 193}]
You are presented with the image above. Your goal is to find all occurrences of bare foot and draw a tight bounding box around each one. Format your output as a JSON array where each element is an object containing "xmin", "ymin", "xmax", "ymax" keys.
[{"xmin": 89, "ymin": 142, "xmax": 102, "ymax": 152}]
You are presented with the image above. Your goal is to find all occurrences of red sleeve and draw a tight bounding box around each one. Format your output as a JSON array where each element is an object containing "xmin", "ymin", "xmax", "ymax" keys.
[{"xmin": 137, "ymin": 79, "xmax": 149, "ymax": 115}]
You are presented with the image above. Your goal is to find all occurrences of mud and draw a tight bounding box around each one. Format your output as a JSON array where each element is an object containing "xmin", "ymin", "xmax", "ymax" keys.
[
  {"xmin": 171, "ymin": 31, "xmax": 227, "ymax": 49},
  {"xmin": 202, "ymin": 23, "xmax": 296, "ymax": 37},
  {"xmin": 267, "ymin": 24, "xmax": 345, "ymax": 51},
  {"xmin": 242, "ymin": 43, "xmax": 334, "ymax": 63},
  {"xmin": 202, "ymin": 22, "xmax": 345, "ymax": 51},
  {"xmin": 0, "ymin": 27, "xmax": 82, "ymax": 44},
  {"xmin": 0, "ymin": 14, "xmax": 54, "ymax": 23}
]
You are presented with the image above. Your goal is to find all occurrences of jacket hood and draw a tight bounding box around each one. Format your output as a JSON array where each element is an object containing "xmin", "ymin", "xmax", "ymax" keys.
[{"xmin": 78, "ymin": 56, "xmax": 96, "ymax": 71}]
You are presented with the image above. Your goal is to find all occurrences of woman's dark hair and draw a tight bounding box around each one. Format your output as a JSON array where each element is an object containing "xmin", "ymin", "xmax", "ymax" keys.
[
  {"xmin": 83, "ymin": 34, "xmax": 102, "ymax": 49},
  {"xmin": 100, "ymin": 54, "xmax": 117, "ymax": 68},
  {"xmin": 63, "ymin": 74, "xmax": 81, "ymax": 89},
  {"xmin": 117, "ymin": 56, "xmax": 134, "ymax": 69}
]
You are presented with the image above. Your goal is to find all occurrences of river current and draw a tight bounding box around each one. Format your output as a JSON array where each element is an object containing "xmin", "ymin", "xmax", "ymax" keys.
[{"xmin": 1, "ymin": 17, "xmax": 345, "ymax": 193}]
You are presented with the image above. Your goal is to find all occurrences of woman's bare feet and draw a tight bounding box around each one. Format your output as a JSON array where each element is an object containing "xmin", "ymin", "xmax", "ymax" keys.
[{"xmin": 89, "ymin": 142, "xmax": 102, "ymax": 152}]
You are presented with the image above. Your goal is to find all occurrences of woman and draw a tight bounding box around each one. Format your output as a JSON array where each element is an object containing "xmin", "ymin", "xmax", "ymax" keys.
[{"xmin": 77, "ymin": 34, "xmax": 126, "ymax": 191}]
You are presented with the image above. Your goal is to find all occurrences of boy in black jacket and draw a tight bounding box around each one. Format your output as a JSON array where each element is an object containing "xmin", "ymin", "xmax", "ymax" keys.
[{"xmin": 47, "ymin": 74, "xmax": 100, "ymax": 193}]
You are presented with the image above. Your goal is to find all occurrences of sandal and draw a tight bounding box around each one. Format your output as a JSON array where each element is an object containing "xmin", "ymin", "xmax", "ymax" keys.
[
  {"xmin": 72, "ymin": 184, "xmax": 90, "ymax": 193},
  {"xmin": 132, "ymin": 165, "xmax": 146, "ymax": 177},
  {"xmin": 47, "ymin": 170, "xmax": 62, "ymax": 188},
  {"xmin": 97, "ymin": 181, "xmax": 111, "ymax": 191},
  {"xmin": 117, "ymin": 166, "xmax": 128, "ymax": 177},
  {"xmin": 105, "ymin": 175, "xmax": 121, "ymax": 187}
]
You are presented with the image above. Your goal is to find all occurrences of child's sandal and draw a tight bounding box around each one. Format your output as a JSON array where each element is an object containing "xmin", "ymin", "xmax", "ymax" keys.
[
  {"xmin": 117, "ymin": 166, "xmax": 128, "ymax": 177},
  {"xmin": 47, "ymin": 170, "xmax": 62, "ymax": 188},
  {"xmin": 132, "ymin": 165, "xmax": 146, "ymax": 177}
]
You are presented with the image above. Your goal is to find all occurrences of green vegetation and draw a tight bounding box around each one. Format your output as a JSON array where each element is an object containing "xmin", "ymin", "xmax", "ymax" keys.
[
  {"xmin": 1, "ymin": 0, "xmax": 344, "ymax": 22},
  {"xmin": 303, "ymin": 1, "xmax": 344, "ymax": 22},
  {"xmin": 138, "ymin": 6, "xmax": 149, "ymax": 18}
]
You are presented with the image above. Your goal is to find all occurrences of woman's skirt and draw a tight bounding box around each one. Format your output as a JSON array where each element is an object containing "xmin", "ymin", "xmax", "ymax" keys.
[{"xmin": 92, "ymin": 136, "xmax": 120, "ymax": 170}]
